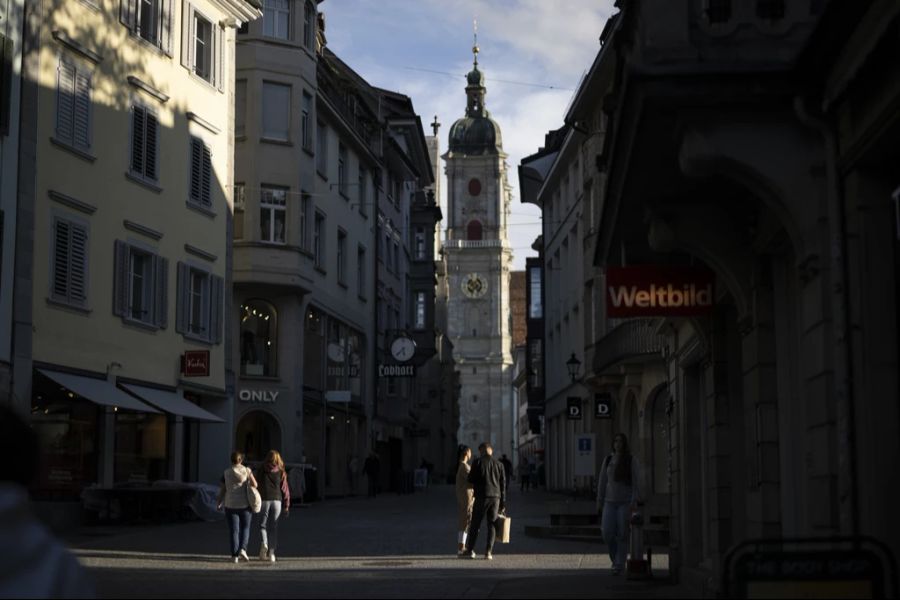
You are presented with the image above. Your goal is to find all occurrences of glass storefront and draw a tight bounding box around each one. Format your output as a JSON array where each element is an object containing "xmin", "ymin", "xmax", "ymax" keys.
[
  {"xmin": 240, "ymin": 300, "xmax": 278, "ymax": 377},
  {"xmin": 31, "ymin": 397, "xmax": 99, "ymax": 499},
  {"xmin": 113, "ymin": 412, "xmax": 168, "ymax": 484}
]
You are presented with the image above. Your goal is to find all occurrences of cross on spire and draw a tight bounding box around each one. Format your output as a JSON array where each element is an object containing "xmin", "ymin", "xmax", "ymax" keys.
[
  {"xmin": 431, "ymin": 115, "xmax": 441, "ymax": 136},
  {"xmin": 473, "ymin": 17, "xmax": 479, "ymax": 66}
]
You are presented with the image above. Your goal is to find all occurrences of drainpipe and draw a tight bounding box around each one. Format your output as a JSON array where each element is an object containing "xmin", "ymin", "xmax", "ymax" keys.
[{"xmin": 793, "ymin": 96, "xmax": 859, "ymax": 538}]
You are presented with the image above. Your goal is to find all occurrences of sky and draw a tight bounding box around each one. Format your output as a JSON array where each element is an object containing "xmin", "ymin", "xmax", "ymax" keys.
[{"xmin": 321, "ymin": 0, "xmax": 617, "ymax": 271}]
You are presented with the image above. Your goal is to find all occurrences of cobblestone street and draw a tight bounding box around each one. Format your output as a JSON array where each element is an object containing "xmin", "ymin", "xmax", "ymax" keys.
[{"xmin": 68, "ymin": 486, "xmax": 686, "ymax": 599}]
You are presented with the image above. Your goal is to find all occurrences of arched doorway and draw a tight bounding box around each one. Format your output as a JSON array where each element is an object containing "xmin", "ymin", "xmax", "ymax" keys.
[{"xmin": 235, "ymin": 410, "xmax": 282, "ymax": 462}]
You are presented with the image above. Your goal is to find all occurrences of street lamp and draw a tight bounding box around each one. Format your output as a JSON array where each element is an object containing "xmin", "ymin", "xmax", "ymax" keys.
[{"xmin": 566, "ymin": 353, "xmax": 581, "ymax": 383}]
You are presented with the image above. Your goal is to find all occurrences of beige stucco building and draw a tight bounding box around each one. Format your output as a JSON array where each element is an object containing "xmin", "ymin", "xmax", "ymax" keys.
[{"xmin": 13, "ymin": 0, "xmax": 259, "ymax": 514}]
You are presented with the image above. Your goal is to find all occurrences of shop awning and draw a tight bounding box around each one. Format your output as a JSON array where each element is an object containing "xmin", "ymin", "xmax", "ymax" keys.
[
  {"xmin": 120, "ymin": 384, "xmax": 225, "ymax": 423},
  {"xmin": 38, "ymin": 369, "xmax": 160, "ymax": 413}
]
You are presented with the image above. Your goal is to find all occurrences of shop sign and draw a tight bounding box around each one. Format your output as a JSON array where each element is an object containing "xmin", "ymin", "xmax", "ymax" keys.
[
  {"xmin": 595, "ymin": 393, "xmax": 613, "ymax": 419},
  {"xmin": 567, "ymin": 397, "xmax": 582, "ymax": 420},
  {"xmin": 181, "ymin": 350, "xmax": 210, "ymax": 377},
  {"xmin": 238, "ymin": 389, "xmax": 279, "ymax": 403},
  {"xmin": 378, "ymin": 364, "xmax": 416, "ymax": 378},
  {"xmin": 327, "ymin": 365, "xmax": 360, "ymax": 378},
  {"xmin": 606, "ymin": 266, "xmax": 715, "ymax": 317}
]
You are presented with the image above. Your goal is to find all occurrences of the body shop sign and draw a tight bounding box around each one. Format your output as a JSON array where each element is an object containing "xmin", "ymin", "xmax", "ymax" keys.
[{"xmin": 606, "ymin": 266, "xmax": 715, "ymax": 317}]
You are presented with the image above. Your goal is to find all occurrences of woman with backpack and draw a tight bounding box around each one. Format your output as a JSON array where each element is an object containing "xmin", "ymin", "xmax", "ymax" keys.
[
  {"xmin": 216, "ymin": 451, "xmax": 258, "ymax": 563},
  {"xmin": 256, "ymin": 450, "xmax": 291, "ymax": 563},
  {"xmin": 596, "ymin": 433, "xmax": 643, "ymax": 575}
]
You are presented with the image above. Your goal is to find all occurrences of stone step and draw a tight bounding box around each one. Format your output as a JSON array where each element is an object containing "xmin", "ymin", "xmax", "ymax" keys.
[{"xmin": 524, "ymin": 524, "xmax": 671, "ymax": 546}]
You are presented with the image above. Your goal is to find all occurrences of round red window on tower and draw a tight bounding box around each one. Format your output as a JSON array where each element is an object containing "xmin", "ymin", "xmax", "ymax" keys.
[{"xmin": 468, "ymin": 178, "xmax": 482, "ymax": 196}]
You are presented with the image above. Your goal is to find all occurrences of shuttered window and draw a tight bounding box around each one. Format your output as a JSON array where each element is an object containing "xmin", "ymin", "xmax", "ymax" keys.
[
  {"xmin": 189, "ymin": 137, "xmax": 212, "ymax": 207},
  {"xmin": 51, "ymin": 217, "xmax": 89, "ymax": 307},
  {"xmin": 55, "ymin": 59, "xmax": 92, "ymax": 151},
  {"xmin": 120, "ymin": 0, "xmax": 175, "ymax": 56},
  {"xmin": 130, "ymin": 105, "xmax": 159, "ymax": 182},
  {"xmin": 113, "ymin": 240, "xmax": 168, "ymax": 328},
  {"xmin": 175, "ymin": 262, "xmax": 223, "ymax": 344},
  {"xmin": 181, "ymin": 3, "xmax": 225, "ymax": 91}
]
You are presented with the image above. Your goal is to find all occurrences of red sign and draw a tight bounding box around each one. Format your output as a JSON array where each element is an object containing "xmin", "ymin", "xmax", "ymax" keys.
[
  {"xmin": 606, "ymin": 266, "xmax": 715, "ymax": 317},
  {"xmin": 182, "ymin": 350, "xmax": 210, "ymax": 377}
]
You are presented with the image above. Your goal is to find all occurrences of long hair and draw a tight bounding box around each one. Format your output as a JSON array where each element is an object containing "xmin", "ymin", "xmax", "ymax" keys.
[
  {"xmin": 457, "ymin": 444, "xmax": 470, "ymax": 462},
  {"xmin": 231, "ymin": 451, "xmax": 244, "ymax": 465},
  {"xmin": 265, "ymin": 450, "xmax": 284, "ymax": 470},
  {"xmin": 612, "ymin": 433, "xmax": 633, "ymax": 484}
]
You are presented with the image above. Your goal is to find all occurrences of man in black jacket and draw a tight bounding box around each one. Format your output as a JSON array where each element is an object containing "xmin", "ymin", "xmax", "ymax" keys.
[{"xmin": 461, "ymin": 442, "xmax": 506, "ymax": 560}]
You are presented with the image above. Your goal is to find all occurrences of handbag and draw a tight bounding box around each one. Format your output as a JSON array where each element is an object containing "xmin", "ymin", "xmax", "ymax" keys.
[
  {"xmin": 245, "ymin": 479, "xmax": 262, "ymax": 513},
  {"xmin": 496, "ymin": 512, "xmax": 512, "ymax": 544}
]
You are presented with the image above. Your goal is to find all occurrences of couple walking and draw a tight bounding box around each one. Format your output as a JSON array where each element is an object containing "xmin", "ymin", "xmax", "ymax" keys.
[
  {"xmin": 216, "ymin": 450, "xmax": 291, "ymax": 563},
  {"xmin": 455, "ymin": 442, "xmax": 507, "ymax": 560}
]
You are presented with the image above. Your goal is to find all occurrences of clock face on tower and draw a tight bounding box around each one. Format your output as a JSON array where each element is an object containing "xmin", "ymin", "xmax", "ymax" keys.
[
  {"xmin": 462, "ymin": 273, "xmax": 488, "ymax": 298},
  {"xmin": 468, "ymin": 178, "xmax": 482, "ymax": 196}
]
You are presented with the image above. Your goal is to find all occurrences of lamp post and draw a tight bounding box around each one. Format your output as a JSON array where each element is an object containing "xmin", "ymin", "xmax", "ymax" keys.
[{"xmin": 566, "ymin": 353, "xmax": 581, "ymax": 383}]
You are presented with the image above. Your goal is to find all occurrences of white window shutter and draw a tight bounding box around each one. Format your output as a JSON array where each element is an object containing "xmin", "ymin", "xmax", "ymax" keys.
[
  {"xmin": 180, "ymin": 2, "xmax": 193, "ymax": 69},
  {"xmin": 73, "ymin": 71, "xmax": 91, "ymax": 149},
  {"xmin": 211, "ymin": 274, "xmax": 224, "ymax": 344},
  {"xmin": 162, "ymin": 0, "xmax": 175, "ymax": 57},
  {"xmin": 69, "ymin": 224, "xmax": 88, "ymax": 304},
  {"xmin": 176, "ymin": 261, "xmax": 188, "ymax": 333},
  {"xmin": 154, "ymin": 255, "xmax": 169, "ymax": 329},
  {"xmin": 120, "ymin": 0, "xmax": 137, "ymax": 31},
  {"xmin": 113, "ymin": 240, "xmax": 129, "ymax": 316},
  {"xmin": 131, "ymin": 105, "xmax": 145, "ymax": 174},
  {"xmin": 56, "ymin": 61, "xmax": 75, "ymax": 143},
  {"xmin": 52, "ymin": 219, "xmax": 71, "ymax": 299},
  {"xmin": 216, "ymin": 24, "xmax": 225, "ymax": 92}
]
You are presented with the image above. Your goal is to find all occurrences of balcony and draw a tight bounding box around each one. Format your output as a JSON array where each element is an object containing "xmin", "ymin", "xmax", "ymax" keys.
[
  {"xmin": 590, "ymin": 318, "xmax": 662, "ymax": 374},
  {"xmin": 442, "ymin": 239, "xmax": 504, "ymax": 250}
]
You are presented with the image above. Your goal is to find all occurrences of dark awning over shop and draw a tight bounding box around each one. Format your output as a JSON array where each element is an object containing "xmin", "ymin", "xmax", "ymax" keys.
[
  {"xmin": 120, "ymin": 384, "xmax": 225, "ymax": 423},
  {"xmin": 38, "ymin": 369, "xmax": 160, "ymax": 413}
]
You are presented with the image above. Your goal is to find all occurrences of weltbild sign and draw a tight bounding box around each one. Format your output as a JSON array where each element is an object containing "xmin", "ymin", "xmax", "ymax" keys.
[{"xmin": 606, "ymin": 266, "xmax": 715, "ymax": 317}]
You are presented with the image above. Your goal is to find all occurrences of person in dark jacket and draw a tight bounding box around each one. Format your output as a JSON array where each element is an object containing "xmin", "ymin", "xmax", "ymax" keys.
[
  {"xmin": 461, "ymin": 442, "xmax": 506, "ymax": 560},
  {"xmin": 363, "ymin": 452, "xmax": 380, "ymax": 498}
]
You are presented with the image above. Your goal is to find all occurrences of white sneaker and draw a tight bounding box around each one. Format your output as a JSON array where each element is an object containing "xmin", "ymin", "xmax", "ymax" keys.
[
  {"xmin": 269, "ymin": 552, "xmax": 276, "ymax": 563},
  {"xmin": 232, "ymin": 556, "xmax": 239, "ymax": 563},
  {"xmin": 239, "ymin": 549, "xmax": 250, "ymax": 562},
  {"xmin": 259, "ymin": 545, "xmax": 268, "ymax": 560}
]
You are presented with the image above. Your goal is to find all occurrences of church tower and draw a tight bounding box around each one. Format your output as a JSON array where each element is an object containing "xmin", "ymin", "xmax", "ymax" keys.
[{"xmin": 443, "ymin": 38, "xmax": 514, "ymax": 456}]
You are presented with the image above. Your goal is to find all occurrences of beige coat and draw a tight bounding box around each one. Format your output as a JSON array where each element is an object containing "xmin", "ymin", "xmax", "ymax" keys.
[{"xmin": 455, "ymin": 461, "xmax": 475, "ymax": 531}]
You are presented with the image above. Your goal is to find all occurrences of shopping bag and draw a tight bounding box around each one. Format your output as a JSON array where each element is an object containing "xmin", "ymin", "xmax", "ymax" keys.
[
  {"xmin": 496, "ymin": 513, "xmax": 511, "ymax": 543},
  {"xmin": 246, "ymin": 482, "xmax": 262, "ymax": 513}
]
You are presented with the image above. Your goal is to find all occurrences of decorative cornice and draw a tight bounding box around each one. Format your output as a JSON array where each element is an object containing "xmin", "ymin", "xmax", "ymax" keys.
[
  {"xmin": 48, "ymin": 190, "xmax": 97, "ymax": 215},
  {"xmin": 123, "ymin": 220, "xmax": 163, "ymax": 241},
  {"xmin": 185, "ymin": 244, "xmax": 218, "ymax": 262},
  {"xmin": 52, "ymin": 30, "xmax": 102, "ymax": 64},
  {"xmin": 187, "ymin": 112, "xmax": 221, "ymax": 135},
  {"xmin": 127, "ymin": 76, "xmax": 170, "ymax": 103}
]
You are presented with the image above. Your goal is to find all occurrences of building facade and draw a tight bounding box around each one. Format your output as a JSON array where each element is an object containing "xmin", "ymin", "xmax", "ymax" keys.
[
  {"xmin": 521, "ymin": 0, "xmax": 900, "ymax": 594},
  {"xmin": 0, "ymin": 0, "xmax": 24, "ymax": 407},
  {"xmin": 13, "ymin": 0, "xmax": 260, "ymax": 511},
  {"xmin": 443, "ymin": 47, "xmax": 514, "ymax": 456}
]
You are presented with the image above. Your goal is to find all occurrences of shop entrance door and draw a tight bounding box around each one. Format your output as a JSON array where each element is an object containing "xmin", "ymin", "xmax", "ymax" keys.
[{"xmin": 235, "ymin": 411, "xmax": 281, "ymax": 462}]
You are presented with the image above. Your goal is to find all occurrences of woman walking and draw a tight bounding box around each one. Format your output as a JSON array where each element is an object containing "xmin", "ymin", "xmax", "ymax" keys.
[
  {"xmin": 455, "ymin": 445, "xmax": 475, "ymax": 555},
  {"xmin": 257, "ymin": 450, "xmax": 291, "ymax": 563},
  {"xmin": 596, "ymin": 433, "xmax": 642, "ymax": 575},
  {"xmin": 217, "ymin": 451, "xmax": 258, "ymax": 563}
]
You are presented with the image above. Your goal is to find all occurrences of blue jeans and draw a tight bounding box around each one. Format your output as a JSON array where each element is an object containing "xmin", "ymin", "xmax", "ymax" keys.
[
  {"xmin": 259, "ymin": 500, "xmax": 282, "ymax": 552},
  {"xmin": 601, "ymin": 501, "xmax": 630, "ymax": 569},
  {"xmin": 225, "ymin": 508, "xmax": 252, "ymax": 557}
]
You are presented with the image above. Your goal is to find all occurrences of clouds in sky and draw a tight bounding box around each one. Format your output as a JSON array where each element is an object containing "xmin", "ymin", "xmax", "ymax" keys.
[{"xmin": 321, "ymin": 0, "xmax": 617, "ymax": 269}]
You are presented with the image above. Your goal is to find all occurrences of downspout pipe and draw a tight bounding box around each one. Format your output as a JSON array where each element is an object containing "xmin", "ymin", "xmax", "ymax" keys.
[{"xmin": 792, "ymin": 95, "xmax": 859, "ymax": 538}]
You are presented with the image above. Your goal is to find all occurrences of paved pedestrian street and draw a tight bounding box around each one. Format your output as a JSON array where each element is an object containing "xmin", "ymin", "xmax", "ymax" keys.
[{"xmin": 68, "ymin": 486, "xmax": 687, "ymax": 599}]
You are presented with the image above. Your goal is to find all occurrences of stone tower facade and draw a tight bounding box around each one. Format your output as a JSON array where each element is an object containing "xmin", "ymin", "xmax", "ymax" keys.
[{"xmin": 442, "ymin": 45, "xmax": 514, "ymax": 457}]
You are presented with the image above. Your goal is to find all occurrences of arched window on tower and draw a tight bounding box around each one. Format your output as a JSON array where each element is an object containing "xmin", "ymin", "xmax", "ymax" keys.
[{"xmin": 467, "ymin": 220, "xmax": 483, "ymax": 241}]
